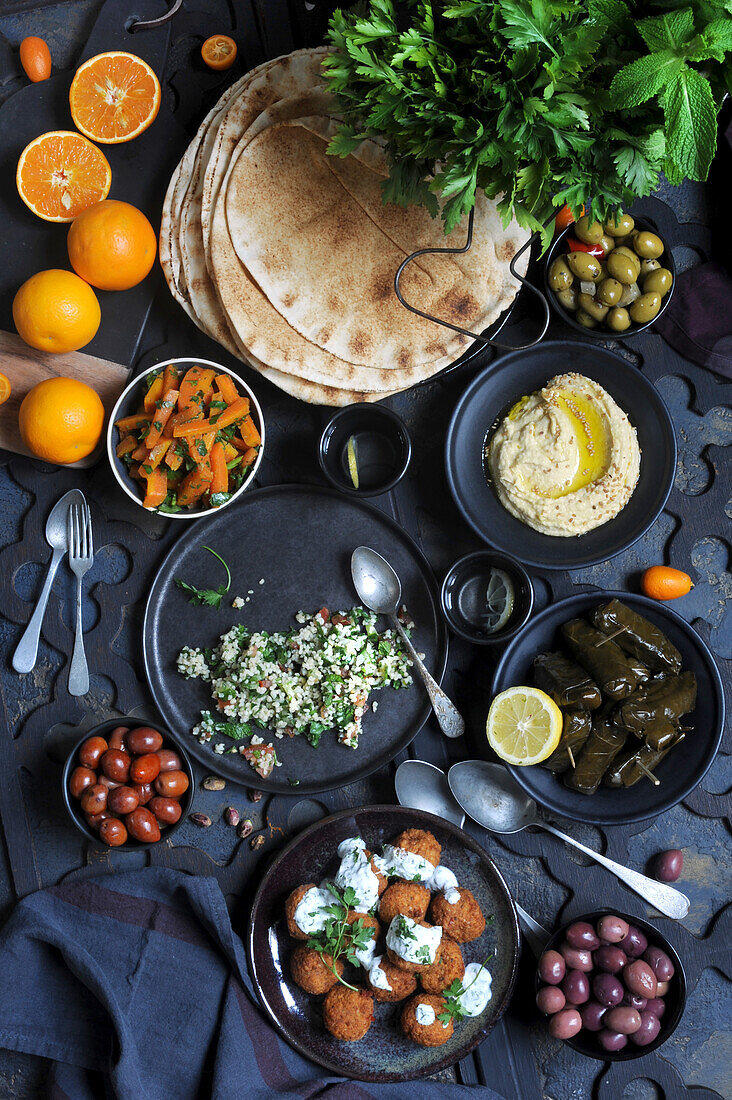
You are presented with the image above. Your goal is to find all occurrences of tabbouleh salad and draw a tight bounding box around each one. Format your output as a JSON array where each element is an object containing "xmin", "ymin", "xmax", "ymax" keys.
[{"xmin": 177, "ymin": 606, "xmax": 413, "ymax": 778}]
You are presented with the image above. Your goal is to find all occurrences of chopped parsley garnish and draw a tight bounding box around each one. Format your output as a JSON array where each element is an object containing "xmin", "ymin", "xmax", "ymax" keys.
[
  {"xmin": 175, "ymin": 546, "xmax": 231, "ymax": 609},
  {"xmin": 437, "ymin": 952, "xmax": 494, "ymax": 1026}
]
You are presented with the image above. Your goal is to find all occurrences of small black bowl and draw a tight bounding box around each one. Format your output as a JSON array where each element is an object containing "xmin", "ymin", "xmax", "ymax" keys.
[
  {"xmin": 318, "ymin": 404, "xmax": 411, "ymax": 497},
  {"xmin": 544, "ymin": 215, "xmax": 676, "ymax": 338},
  {"xmin": 536, "ymin": 908, "xmax": 686, "ymax": 1061},
  {"xmin": 441, "ymin": 550, "xmax": 534, "ymax": 645},
  {"xmin": 62, "ymin": 717, "xmax": 195, "ymax": 849}
]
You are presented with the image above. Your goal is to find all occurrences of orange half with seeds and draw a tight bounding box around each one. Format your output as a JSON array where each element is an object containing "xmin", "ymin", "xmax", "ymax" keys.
[
  {"xmin": 69, "ymin": 51, "xmax": 161, "ymax": 144},
  {"xmin": 16, "ymin": 130, "xmax": 111, "ymax": 222}
]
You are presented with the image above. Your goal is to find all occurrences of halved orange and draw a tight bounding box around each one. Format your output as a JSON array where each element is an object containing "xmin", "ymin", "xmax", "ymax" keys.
[
  {"xmin": 69, "ymin": 51, "xmax": 161, "ymax": 144},
  {"xmin": 16, "ymin": 130, "xmax": 111, "ymax": 222},
  {"xmin": 201, "ymin": 35, "xmax": 237, "ymax": 71}
]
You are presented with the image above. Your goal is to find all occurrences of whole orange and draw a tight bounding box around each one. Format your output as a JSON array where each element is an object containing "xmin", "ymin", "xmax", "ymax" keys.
[
  {"xmin": 13, "ymin": 269, "xmax": 100, "ymax": 353},
  {"xmin": 19, "ymin": 376, "xmax": 104, "ymax": 464},
  {"xmin": 68, "ymin": 199, "xmax": 157, "ymax": 290}
]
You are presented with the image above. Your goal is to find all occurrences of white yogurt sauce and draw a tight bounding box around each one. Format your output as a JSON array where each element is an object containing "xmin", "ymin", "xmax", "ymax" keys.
[
  {"xmin": 386, "ymin": 915, "xmax": 442, "ymax": 965},
  {"xmin": 375, "ymin": 844, "xmax": 435, "ymax": 883},
  {"xmin": 427, "ymin": 865, "xmax": 461, "ymax": 904},
  {"xmin": 415, "ymin": 1002, "xmax": 436, "ymax": 1026},
  {"xmin": 353, "ymin": 932, "xmax": 378, "ymax": 969},
  {"xmin": 457, "ymin": 962, "xmax": 493, "ymax": 1016},
  {"xmin": 293, "ymin": 886, "xmax": 338, "ymax": 935},
  {"xmin": 368, "ymin": 956, "xmax": 392, "ymax": 992},
  {"xmin": 335, "ymin": 837, "xmax": 380, "ymax": 912}
]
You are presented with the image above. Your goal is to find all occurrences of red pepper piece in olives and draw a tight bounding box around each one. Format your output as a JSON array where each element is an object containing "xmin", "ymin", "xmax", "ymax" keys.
[
  {"xmin": 85, "ymin": 810, "xmax": 110, "ymax": 830},
  {"xmin": 605, "ymin": 1006, "xmax": 642, "ymax": 1035},
  {"xmin": 594, "ymin": 945, "xmax": 627, "ymax": 974},
  {"xmin": 536, "ymin": 986, "xmax": 565, "ymax": 1015},
  {"xmin": 107, "ymin": 785, "xmax": 140, "ymax": 816},
  {"xmin": 623, "ymin": 959, "xmax": 658, "ymax": 999},
  {"xmin": 126, "ymin": 726, "xmax": 164, "ymax": 755},
  {"xmin": 597, "ymin": 915, "xmax": 629, "ymax": 943},
  {"xmin": 645, "ymin": 997, "xmax": 666, "ymax": 1019},
  {"xmin": 566, "ymin": 921, "xmax": 601, "ymax": 950},
  {"xmin": 79, "ymin": 736, "xmax": 108, "ymax": 769},
  {"xmin": 598, "ymin": 1029, "xmax": 628, "ymax": 1052},
  {"xmin": 653, "ymin": 848, "xmax": 683, "ymax": 883},
  {"xmin": 100, "ymin": 749, "xmax": 131, "ymax": 783},
  {"xmin": 132, "ymin": 782, "xmax": 154, "ymax": 806},
  {"xmin": 630, "ymin": 1009, "xmax": 661, "ymax": 1046},
  {"xmin": 580, "ymin": 1001, "xmax": 607, "ymax": 1032},
  {"xmin": 107, "ymin": 726, "xmax": 129, "ymax": 752},
  {"xmin": 156, "ymin": 748, "xmax": 183, "ymax": 773},
  {"xmin": 80, "ymin": 783, "xmax": 108, "ymax": 816},
  {"xmin": 125, "ymin": 807, "xmax": 161, "ymax": 843},
  {"xmin": 99, "ymin": 818, "xmax": 128, "ymax": 847},
  {"xmin": 69, "ymin": 766, "xmax": 97, "ymax": 800},
  {"xmin": 619, "ymin": 926, "xmax": 647, "ymax": 958},
  {"xmin": 549, "ymin": 1007, "xmax": 582, "ymax": 1040},
  {"xmin": 592, "ymin": 973, "xmax": 623, "ymax": 1007},
  {"xmin": 538, "ymin": 949, "xmax": 566, "ymax": 985},
  {"xmin": 148, "ymin": 796, "xmax": 182, "ymax": 825},
  {"xmin": 130, "ymin": 753, "xmax": 161, "ymax": 785},
  {"xmin": 559, "ymin": 943, "xmax": 594, "ymax": 972},
  {"xmin": 643, "ymin": 945, "xmax": 675, "ymax": 983},
  {"xmin": 154, "ymin": 769, "xmax": 189, "ymax": 798},
  {"xmin": 561, "ymin": 969, "xmax": 590, "ymax": 1005}
]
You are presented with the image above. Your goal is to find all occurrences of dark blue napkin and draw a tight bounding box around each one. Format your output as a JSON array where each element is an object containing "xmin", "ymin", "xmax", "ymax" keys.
[{"xmin": 0, "ymin": 868, "xmax": 507, "ymax": 1100}]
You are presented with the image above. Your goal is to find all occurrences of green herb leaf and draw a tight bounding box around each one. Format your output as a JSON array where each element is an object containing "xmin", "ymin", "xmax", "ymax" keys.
[
  {"xmin": 175, "ymin": 546, "xmax": 232, "ymax": 609},
  {"xmin": 663, "ymin": 64, "xmax": 718, "ymax": 180}
]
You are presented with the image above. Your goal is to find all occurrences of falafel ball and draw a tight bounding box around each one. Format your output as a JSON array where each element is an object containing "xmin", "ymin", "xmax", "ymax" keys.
[
  {"xmin": 365, "ymin": 851, "xmax": 389, "ymax": 896},
  {"xmin": 366, "ymin": 957, "xmax": 418, "ymax": 1002},
  {"xmin": 323, "ymin": 985, "xmax": 375, "ymax": 1041},
  {"xmin": 393, "ymin": 828, "xmax": 441, "ymax": 870},
  {"xmin": 346, "ymin": 909, "xmax": 380, "ymax": 958},
  {"xmin": 430, "ymin": 888, "xmax": 486, "ymax": 943},
  {"xmin": 379, "ymin": 882, "xmax": 430, "ymax": 925},
  {"xmin": 420, "ymin": 935, "xmax": 464, "ymax": 994},
  {"xmin": 386, "ymin": 919, "xmax": 441, "ymax": 973},
  {"xmin": 285, "ymin": 883, "xmax": 318, "ymax": 939},
  {"xmin": 290, "ymin": 945, "xmax": 343, "ymax": 995},
  {"xmin": 401, "ymin": 993, "xmax": 454, "ymax": 1047}
]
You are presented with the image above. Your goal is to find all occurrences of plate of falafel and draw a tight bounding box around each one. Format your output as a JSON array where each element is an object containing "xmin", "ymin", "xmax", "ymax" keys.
[{"xmin": 247, "ymin": 805, "xmax": 520, "ymax": 1081}]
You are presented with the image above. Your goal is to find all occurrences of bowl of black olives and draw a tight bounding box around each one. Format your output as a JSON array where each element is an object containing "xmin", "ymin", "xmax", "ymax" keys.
[
  {"xmin": 535, "ymin": 908, "xmax": 685, "ymax": 1060},
  {"xmin": 545, "ymin": 213, "xmax": 676, "ymax": 337}
]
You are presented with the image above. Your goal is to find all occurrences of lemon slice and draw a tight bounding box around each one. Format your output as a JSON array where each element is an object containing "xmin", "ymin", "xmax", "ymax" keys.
[
  {"xmin": 486, "ymin": 687, "xmax": 563, "ymax": 765},
  {"xmin": 483, "ymin": 568, "xmax": 515, "ymax": 634},
  {"xmin": 346, "ymin": 435, "xmax": 359, "ymax": 489}
]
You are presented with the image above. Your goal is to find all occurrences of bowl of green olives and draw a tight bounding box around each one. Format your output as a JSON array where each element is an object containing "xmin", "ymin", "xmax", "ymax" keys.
[{"xmin": 545, "ymin": 213, "xmax": 675, "ymax": 337}]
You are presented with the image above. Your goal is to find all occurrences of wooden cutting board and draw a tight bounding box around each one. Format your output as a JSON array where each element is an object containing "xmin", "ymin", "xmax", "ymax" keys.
[{"xmin": 0, "ymin": 330, "xmax": 129, "ymax": 467}]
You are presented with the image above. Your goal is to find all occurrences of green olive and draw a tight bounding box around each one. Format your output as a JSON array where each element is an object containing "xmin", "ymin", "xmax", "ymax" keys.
[
  {"xmin": 575, "ymin": 309, "xmax": 598, "ymax": 329},
  {"xmin": 597, "ymin": 277, "xmax": 623, "ymax": 306},
  {"xmin": 639, "ymin": 258, "xmax": 661, "ymax": 278},
  {"xmin": 612, "ymin": 245, "xmax": 641, "ymax": 267},
  {"xmin": 578, "ymin": 292, "xmax": 609, "ymax": 321},
  {"xmin": 633, "ymin": 231, "xmax": 664, "ymax": 259},
  {"xmin": 643, "ymin": 267, "xmax": 673, "ymax": 296},
  {"xmin": 599, "ymin": 235, "xmax": 615, "ymax": 255},
  {"xmin": 575, "ymin": 215, "xmax": 604, "ymax": 245},
  {"xmin": 566, "ymin": 252, "xmax": 602, "ymax": 281},
  {"xmin": 556, "ymin": 287, "xmax": 579, "ymax": 310},
  {"xmin": 630, "ymin": 291, "xmax": 662, "ymax": 324},
  {"xmin": 607, "ymin": 307, "xmax": 631, "ymax": 332},
  {"xmin": 549, "ymin": 257, "xmax": 574, "ymax": 291},
  {"xmin": 607, "ymin": 251, "xmax": 639, "ymax": 285},
  {"xmin": 612, "ymin": 235, "xmax": 633, "ymax": 249},
  {"xmin": 604, "ymin": 213, "xmax": 635, "ymax": 237}
]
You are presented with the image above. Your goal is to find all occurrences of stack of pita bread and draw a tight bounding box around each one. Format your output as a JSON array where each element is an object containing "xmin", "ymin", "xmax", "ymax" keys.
[{"xmin": 159, "ymin": 48, "xmax": 530, "ymax": 406}]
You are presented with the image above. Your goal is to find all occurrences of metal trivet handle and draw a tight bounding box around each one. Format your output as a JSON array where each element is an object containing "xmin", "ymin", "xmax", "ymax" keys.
[
  {"xmin": 129, "ymin": 0, "xmax": 183, "ymax": 32},
  {"xmin": 394, "ymin": 207, "xmax": 550, "ymax": 352}
]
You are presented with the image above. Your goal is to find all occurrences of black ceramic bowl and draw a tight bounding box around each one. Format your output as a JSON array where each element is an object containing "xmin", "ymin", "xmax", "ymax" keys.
[
  {"xmin": 318, "ymin": 403, "xmax": 411, "ymax": 496},
  {"xmin": 492, "ymin": 592, "xmax": 725, "ymax": 825},
  {"xmin": 62, "ymin": 717, "xmax": 195, "ymax": 849},
  {"xmin": 536, "ymin": 908, "xmax": 686, "ymax": 1061},
  {"xmin": 441, "ymin": 550, "xmax": 534, "ymax": 645},
  {"xmin": 445, "ymin": 341, "xmax": 676, "ymax": 570},
  {"xmin": 544, "ymin": 216, "xmax": 676, "ymax": 338}
]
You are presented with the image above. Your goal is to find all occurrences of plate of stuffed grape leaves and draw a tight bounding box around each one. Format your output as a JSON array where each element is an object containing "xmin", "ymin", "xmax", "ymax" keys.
[{"xmin": 492, "ymin": 593, "xmax": 724, "ymax": 825}]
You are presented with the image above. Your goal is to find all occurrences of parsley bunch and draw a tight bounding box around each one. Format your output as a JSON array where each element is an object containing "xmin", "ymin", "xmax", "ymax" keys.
[
  {"xmin": 324, "ymin": 0, "xmax": 732, "ymax": 247},
  {"xmin": 307, "ymin": 883, "xmax": 376, "ymax": 989}
]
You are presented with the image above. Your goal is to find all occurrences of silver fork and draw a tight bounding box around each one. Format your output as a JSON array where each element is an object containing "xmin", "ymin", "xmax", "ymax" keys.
[{"xmin": 67, "ymin": 501, "xmax": 93, "ymax": 697}]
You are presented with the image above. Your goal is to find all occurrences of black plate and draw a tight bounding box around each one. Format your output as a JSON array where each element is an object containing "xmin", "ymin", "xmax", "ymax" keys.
[
  {"xmin": 247, "ymin": 805, "xmax": 519, "ymax": 1082},
  {"xmin": 143, "ymin": 484, "xmax": 447, "ymax": 793},
  {"xmin": 445, "ymin": 341, "xmax": 676, "ymax": 570},
  {"xmin": 492, "ymin": 593, "xmax": 725, "ymax": 825}
]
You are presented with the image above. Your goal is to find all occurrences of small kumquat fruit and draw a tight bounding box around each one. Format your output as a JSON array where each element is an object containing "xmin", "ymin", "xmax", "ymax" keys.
[
  {"xmin": 19, "ymin": 36, "xmax": 51, "ymax": 82},
  {"xmin": 201, "ymin": 34, "xmax": 237, "ymax": 70},
  {"xmin": 641, "ymin": 566, "xmax": 693, "ymax": 601}
]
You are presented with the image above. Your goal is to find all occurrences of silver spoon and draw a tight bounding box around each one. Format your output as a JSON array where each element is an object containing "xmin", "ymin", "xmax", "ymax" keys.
[
  {"xmin": 351, "ymin": 547, "xmax": 464, "ymax": 739},
  {"xmin": 395, "ymin": 758, "xmax": 550, "ymax": 954},
  {"xmin": 448, "ymin": 760, "xmax": 690, "ymax": 921},
  {"xmin": 12, "ymin": 489, "xmax": 86, "ymax": 674}
]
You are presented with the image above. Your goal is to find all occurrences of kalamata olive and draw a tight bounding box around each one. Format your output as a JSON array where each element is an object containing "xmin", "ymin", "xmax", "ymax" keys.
[
  {"xmin": 126, "ymin": 726, "xmax": 164, "ymax": 755},
  {"xmin": 100, "ymin": 749, "xmax": 131, "ymax": 783},
  {"xmin": 645, "ymin": 997, "xmax": 666, "ymax": 1019},
  {"xmin": 85, "ymin": 810, "xmax": 110, "ymax": 831},
  {"xmin": 125, "ymin": 807, "xmax": 161, "ymax": 843},
  {"xmin": 99, "ymin": 818, "xmax": 128, "ymax": 847},
  {"xmin": 595, "ymin": 945, "xmax": 627, "ymax": 974},
  {"xmin": 536, "ymin": 986, "xmax": 565, "ymax": 1015},
  {"xmin": 130, "ymin": 753, "xmax": 161, "ymax": 784},
  {"xmin": 578, "ymin": 292, "xmax": 609, "ymax": 321},
  {"xmin": 598, "ymin": 1028, "xmax": 628, "ymax": 1052},
  {"xmin": 556, "ymin": 287, "xmax": 578, "ymax": 311},
  {"xmin": 538, "ymin": 950, "xmax": 566, "ymax": 985},
  {"xmin": 566, "ymin": 921, "xmax": 601, "ymax": 951},
  {"xmin": 107, "ymin": 726, "xmax": 129, "ymax": 752},
  {"xmin": 562, "ymin": 969, "xmax": 590, "ymax": 1005},
  {"xmin": 575, "ymin": 308, "xmax": 597, "ymax": 328},
  {"xmin": 597, "ymin": 915, "xmax": 629, "ymax": 943},
  {"xmin": 581, "ymin": 1001, "xmax": 607, "ymax": 1032},
  {"xmin": 630, "ymin": 291, "xmax": 662, "ymax": 324},
  {"xmin": 624, "ymin": 959, "xmax": 658, "ymax": 999},
  {"xmin": 607, "ymin": 306, "xmax": 631, "ymax": 332},
  {"xmin": 567, "ymin": 252, "xmax": 602, "ymax": 281},
  {"xmin": 69, "ymin": 766, "xmax": 96, "ymax": 800},
  {"xmin": 607, "ymin": 250, "xmax": 639, "ymax": 285},
  {"xmin": 132, "ymin": 782, "xmax": 154, "ymax": 806},
  {"xmin": 154, "ymin": 769, "xmax": 189, "ymax": 798},
  {"xmin": 655, "ymin": 980, "xmax": 670, "ymax": 996},
  {"xmin": 592, "ymin": 973, "xmax": 624, "ymax": 1007},
  {"xmin": 575, "ymin": 215, "xmax": 604, "ymax": 245},
  {"xmin": 619, "ymin": 926, "xmax": 647, "ymax": 958},
  {"xmin": 596, "ymin": 277, "xmax": 622, "ymax": 306},
  {"xmin": 643, "ymin": 267, "xmax": 673, "ymax": 297},
  {"xmin": 148, "ymin": 796, "xmax": 182, "ymax": 825},
  {"xmin": 634, "ymin": 231, "xmax": 664, "ymax": 259},
  {"xmin": 622, "ymin": 991, "xmax": 647, "ymax": 1010},
  {"xmin": 643, "ymin": 945, "xmax": 675, "ymax": 982},
  {"xmin": 80, "ymin": 783, "xmax": 108, "ymax": 816},
  {"xmin": 606, "ymin": 1006, "xmax": 642, "ymax": 1035},
  {"xmin": 97, "ymin": 775, "xmax": 120, "ymax": 791},
  {"xmin": 630, "ymin": 1009, "xmax": 661, "ymax": 1047},
  {"xmin": 79, "ymin": 736, "xmax": 108, "ymax": 769},
  {"xmin": 605, "ymin": 213, "xmax": 635, "ymax": 237},
  {"xmin": 156, "ymin": 748, "xmax": 183, "ymax": 773},
  {"xmin": 559, "ymin": 943, "xmax": 594, "ymax": 972},
  {"xmin": 549, "ymin": 1007, "xmax": 583, "ymax": 1040},
  {"xmin": 652, "ymin": 848, "xmax": 683, "ymax": 883},
  {"xmin": 549, "ymin": 257, "xmax": 574, "ymax": 291},
  {"xmin": 107, "ymin": 785, "xmax": 140, "ymax": 816}
]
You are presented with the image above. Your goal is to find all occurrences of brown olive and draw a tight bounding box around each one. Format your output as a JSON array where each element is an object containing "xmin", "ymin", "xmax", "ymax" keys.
[
  {"xmin": 633, "ymin": 231, "xmax": 664, "ymax": 259},
  {"xmin": 605, "ymin": 1006, "xmax": 642, "ymax": 1035},
  {"xmin": 556, "ymin": 287, "xmax": 578, "ymax": 311},
  {"xmin": 607, "ymin": 252, "xmax": 639, "ymax": 286},
  {"xmin": 652, "ymin": 848, "xmax": 683, "ymax": 883},
  {"xmin": 578, "ymin": 292, "xmax": 609, "ymax": 321},
  {"xmin": 148, "ymin": 796, "xmax": 183, "ymax": 825},
  {"xmin": 85, "ymin": 810, "xmax": 110, "ymax": 831},
  {"xmin": 574, "ymin": 215, "xmax": 604, "ymax": 245},
  {"xmin": 575, "ymin": 309, "xmax": 597, "ymax": 329},
  {"xmin": 80, "ymin": 783, "xmax": 108, "ymax": 816},
  {"xmin": 79, "ymin": 736, "xmax": 108, "ymax": 769},
  {"xmin": 599, "ymin": 234, "xmax": 615, "ymax": 255},
  {"xmin": 100, "ymin": 818, "xmax": 128, "ymax": 847},
  {"xmin": 130, "ymin": 753, "xmax": 161, "ymax": 785},
  {"xmin": 549, "ymin": 257, "xmax": 574, "ymax": 291},
  {"xmin": 549, "ymin": 1008, "xmax": 582, "ymax": 1039},
  {"xmin": 155, "ymin": 770, "xmax": 190, "ymax": 799},
  {"xmin": 606, "ymin": 307, "xmax": 631, "ymax": 332},
  {"xmin": 100, "ymin": 749, "xmax": 131, "ymax": 783},
  {"xmin": 107, "ymin": 726, "xmax": 129, "ymax": 752},
  {"xmin": 132, "ymin": 781, "xmax": 154, "ymax": 805},
  {"xmin": 126, "ymin": 726, "xmax": 164, "ymax": 755},
  {"xmin": 596, "ymin": 278, "xmax": 622, "ymax": 306},
  {"xmin": 566, "ymin": 252, "xmax": 602, "ymax": 281},
  {"xmin": 156, "ymin": 749, "xmax": 183, "ymax": 773},
  {"xmin": 639, "ymin": 257, "xmax": 661, "ymax": 278},
  {"xmin": 107, "ymin": 785, "xmax": 140, "ymax": 816},
  {"xmin": 623, "ymin": 959, "xmax": 658, "ymax": 998},
  {"xmin": 643, "ymin": 267, "xmax": 673, "ymax": 296},
  {"xmin": 69, "ymin": 766, "xmax": 96, "ymax": 800},
  {"xmin": 630, "ymin": 292, "xmax": 662, "ymax": 324},
  {"xmin": 125, "ymin": 806, "xmax": 161, "ymax": 843},
  {"xmin": 604, "ymin": 213, "xmax": 634, "ymax": 237}
]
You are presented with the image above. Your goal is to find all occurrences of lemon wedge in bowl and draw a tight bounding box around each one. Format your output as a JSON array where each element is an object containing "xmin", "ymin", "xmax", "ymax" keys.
[{"xmin": 486, "ymin": 686, "xmax": 563, "ymax": 765}]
